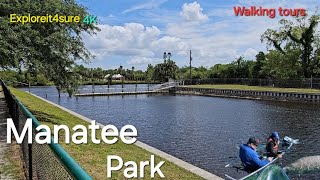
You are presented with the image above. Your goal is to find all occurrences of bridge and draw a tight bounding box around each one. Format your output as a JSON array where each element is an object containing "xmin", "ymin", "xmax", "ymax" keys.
[{"xmin": 74, "ymin": 82, "xmax": 179, "ymax": 96}]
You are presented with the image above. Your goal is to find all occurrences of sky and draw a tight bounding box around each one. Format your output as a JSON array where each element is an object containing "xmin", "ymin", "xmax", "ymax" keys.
[{"xmin": 77, "ymin": 0, "xmax": 319, "ymax": 70}]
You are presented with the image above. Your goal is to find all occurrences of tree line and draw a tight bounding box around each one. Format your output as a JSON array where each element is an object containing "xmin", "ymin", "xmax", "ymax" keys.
[{"xmin": 0, "ymin": 0, "xmax": 319, "ymax": 96}]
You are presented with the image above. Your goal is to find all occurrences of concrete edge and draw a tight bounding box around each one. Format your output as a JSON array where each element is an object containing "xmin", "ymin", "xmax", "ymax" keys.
[
  {"xmin": 27, "ymin": 92, "xmax": 223, "ymax": 180},
  {"xmin": 179, "ymin": 86, "xmax": 320, "ymax": 95}
]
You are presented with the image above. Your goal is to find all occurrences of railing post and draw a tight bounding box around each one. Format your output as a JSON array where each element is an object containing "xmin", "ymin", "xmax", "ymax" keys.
[
  {"xmin": 135, "ymin": 79, "xmax": 138, "ymax": 92},
  {"xmin": 28, "ymin": 143, "xmax": 32, "ymax": 180}
]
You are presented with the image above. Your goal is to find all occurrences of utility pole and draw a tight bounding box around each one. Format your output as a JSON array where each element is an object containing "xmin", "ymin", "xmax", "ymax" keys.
[{"xmin": 189, "ymin": 50, "xmax": 192, "ymax": 85}]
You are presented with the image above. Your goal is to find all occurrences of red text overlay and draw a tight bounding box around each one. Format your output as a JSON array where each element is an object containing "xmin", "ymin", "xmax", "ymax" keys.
[{"xmin": 233, "ymin": 6, "xmax": 306, "ymax": 18}]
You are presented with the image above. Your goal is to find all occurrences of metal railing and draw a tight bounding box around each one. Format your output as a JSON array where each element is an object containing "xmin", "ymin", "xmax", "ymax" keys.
[
  {"xmin": 150, "ymin": 82, "xmax": 180, "ymax": 91},
  {"xmin": 184, "ymin": 78, "xmax": 320, "ymax": 89},
  {"xmin": 0, "ymin": 80, "xmax": 92, "ymax": 180}
]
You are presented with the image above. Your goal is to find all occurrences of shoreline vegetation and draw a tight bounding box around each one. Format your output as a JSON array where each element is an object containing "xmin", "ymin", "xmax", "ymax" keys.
[
  {"xmin": 190, "ymin": 84, "xmax": 320, "ymax": 94},
  {"xmin": 10, "ymin": 88, "xmax": 204, "ymax": 180}
]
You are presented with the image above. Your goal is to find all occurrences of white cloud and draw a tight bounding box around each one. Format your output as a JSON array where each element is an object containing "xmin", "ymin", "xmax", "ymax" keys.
[
  {"xmin": 122, "ymin": 0, "xmax": 168, "ymax": 14},
  {"xmin": 180, "ymin": 1, "xmax": 208, "ymax": 22},
  {"xmin": 151, "ymin": 36, "xmax": 190, "ymax": 56},
  {"xmin": 243, "ymin": 48, "xmax": 258, "ymax": 60},
  {"xmin": 127, "ymin": 57, "xmax": 162, "ymax": 66},
  {"xmin": 82, "ymin": 23, "xmax": 190, "ymax": 64},
  {"xmin": 83, "ymin": 0, "xmax": 319, "ymax": 69}
]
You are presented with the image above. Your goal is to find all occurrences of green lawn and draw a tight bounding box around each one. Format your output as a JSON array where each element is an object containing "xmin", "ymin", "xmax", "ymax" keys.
[
  {"xmin": 11, "ymin": 88, "xmax": 204, "ymax": 180},
  {"xmin": 190, "ymin": 84, "xmax": 320, "ymax": 94}
]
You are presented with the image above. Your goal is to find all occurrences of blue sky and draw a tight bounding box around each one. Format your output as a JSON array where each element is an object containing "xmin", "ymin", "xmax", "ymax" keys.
[{"xmin": 77, "ymin": 0, "xmax": 319, "ymax": 70}]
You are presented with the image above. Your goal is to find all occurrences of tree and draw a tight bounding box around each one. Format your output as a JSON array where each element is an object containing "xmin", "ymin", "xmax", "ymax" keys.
[
  {"xmin": 0, "ymin": 0, "xmax": 99, "ymax": 95},
  {"xmin": 250, "ymin": 52, "xmax": 266, "ymax": 78},
  {"xmin": 145, "ymin": 64, "xmax": 154, "ymax": 82},
  {"xmin": 261, "ymin": 50, "xmax": 301, "ymax": 79},
  {"xmin": 154, "ymin": 60, "xmax": 178, "ymax": 82},
  {"xmin": 261, "ymin": 14, "xmax": 320, "ymax": 77}
]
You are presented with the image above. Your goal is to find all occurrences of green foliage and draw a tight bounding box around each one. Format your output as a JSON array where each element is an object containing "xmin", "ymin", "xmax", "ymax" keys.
[
  {"xmin": 146, "ymin": 64, "xmax": 155, "ymax": 81},
  {"xmin": 250, "ymin": 52, "xmax": 266, "ymax": 78},
  {"xmin": 0, "ymin": 0, "xmax": 99, "ymax": 95},
  {"xmin": 0, "ymin": 70, "xmax": 19, "ymax": 85},
  {"xmin": 154, "ymin": 60, "xmax": 178, "ymax": 82},
  {"xmin": 261, "ymin": 50, "xmax": 302, "ymax": 79},
  {"xmin": 261, "ymin": 14, "xmax": 320, "ymax": 77},
  {"xmin": 1, "ymin": 5, "xmax": 319, "ymax": 89},
  {"xmin": 0, "ymin": 70, "xmax": 52, "ymax": 86}
]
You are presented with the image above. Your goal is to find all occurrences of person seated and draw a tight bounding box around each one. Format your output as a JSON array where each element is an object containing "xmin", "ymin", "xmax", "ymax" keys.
[
  {"xmin": 266, "ymin": 132, "xmax": 282, "ymax": 158},
  {"xmin": 239, "ymin": 137, "xmax": 273, "ymax": 172}
]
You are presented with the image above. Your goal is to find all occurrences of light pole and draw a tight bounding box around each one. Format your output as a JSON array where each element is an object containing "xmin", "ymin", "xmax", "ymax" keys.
[
  {"xmin": 167, "ymin": 52, "xmax": 171, "ymax": 60},
  {"xmin": 163, "ymin": 52, "xmax": 171, "ymax": 82},
  {"xmin": 189, "ymin": 50, "xmax": 192, "ymax": 85},
  {"xmin": 163, "ymin": 52, "xmax": 167, "ymax": 63},
  {"xmin": 119, "ymin": 65, "xmax": 124, "ymax": 92}
]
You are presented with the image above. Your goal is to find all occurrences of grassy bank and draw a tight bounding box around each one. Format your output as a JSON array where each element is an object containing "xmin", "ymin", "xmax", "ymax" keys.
[
  {"xmin": 190, "ymin": 84, "xmax": 320, "ymax": 94},
  {"xmin": 11, "ymin": 88, "xmax": 204, "ymax": 180}
]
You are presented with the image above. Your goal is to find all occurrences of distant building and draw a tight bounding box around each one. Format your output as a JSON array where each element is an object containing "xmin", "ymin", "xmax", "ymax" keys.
[
  {"xmin": 111, "ymin": 74, "xmax": 124, "ymax": 80},
  {"xmin": 104, "ymin": 74, "xmax": 111, "ymax": 79}
]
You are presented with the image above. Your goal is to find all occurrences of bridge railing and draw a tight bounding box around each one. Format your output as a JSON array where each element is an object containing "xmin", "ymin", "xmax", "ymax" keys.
[
  {"xmin": 150, "ymin": 82, "xmax": 180, "ymax": 91},
  {"xmin": 0, "ymin": 80, "xmax": 92, "ymax": 180},
  {"xmin": 76, "ymin": 83, "xmax": 178, "ymax": 94}
]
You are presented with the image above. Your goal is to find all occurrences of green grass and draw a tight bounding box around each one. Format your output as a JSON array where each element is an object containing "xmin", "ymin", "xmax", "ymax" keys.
[
  {"xmin": 11, "ymin": 88, "xmax": 204, "ymax": 180},
  {"xmin": 190, "ymin": 84, "xmax": 320, "ymax": 94}
]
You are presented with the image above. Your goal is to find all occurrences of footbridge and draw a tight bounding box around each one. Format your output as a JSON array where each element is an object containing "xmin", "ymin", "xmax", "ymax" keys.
[{"xmin": 74, "ymin": 82, "xmax": 180, "ymax": 96}]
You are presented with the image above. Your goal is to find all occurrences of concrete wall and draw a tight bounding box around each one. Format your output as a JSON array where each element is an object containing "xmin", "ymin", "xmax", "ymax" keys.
[{"xmin": 173, "ymin": 87, "xmax": 320, "ymax": 102}]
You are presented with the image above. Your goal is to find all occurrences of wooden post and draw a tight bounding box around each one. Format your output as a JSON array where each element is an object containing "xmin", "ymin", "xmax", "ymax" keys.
[
  {"xmin": 135, "ymin": 78, "xmax": 138, "ymax": 92},
  {"xmin": 122, "ymin": 77, "xmax": 124, "ymax": 92},
  {"xmin": 108, "ymin": 78, "xmax": 110, "ymax": 92}
]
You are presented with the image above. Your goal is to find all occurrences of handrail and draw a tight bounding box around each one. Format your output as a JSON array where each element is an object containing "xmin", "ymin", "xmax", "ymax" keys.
[
  {"xmin": 150, "ymin": 81, "xmax": 179, "ymax": 91},
  {"xmin": 0, "ymin": 80, "xmax": 92, "ymax": 180},
  {"xmin": 2, "ymin": 79, "xmax": 29, "ymax": 86}
]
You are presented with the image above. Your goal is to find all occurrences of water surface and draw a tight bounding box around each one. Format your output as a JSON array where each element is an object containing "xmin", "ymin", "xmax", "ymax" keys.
[{"xmin": 20, "ymin": 85, "xmax": 320, "ymax": 179}]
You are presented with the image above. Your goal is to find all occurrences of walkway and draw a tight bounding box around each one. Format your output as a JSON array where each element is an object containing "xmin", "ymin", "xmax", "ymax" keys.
[
  {"xmin": 75, "ymin": 90, "xmax": 166, "ymax": 96},
  {"xmin": 0, "ymin": 86, "xmax": 9, "ymax": 179},
  {"xmin": 75, "ymin": 82, "xmax": 179, "ymax": 96},
  {"xmin": 0, "ymin": 86, "xmax": 24, "ymax": 179}
]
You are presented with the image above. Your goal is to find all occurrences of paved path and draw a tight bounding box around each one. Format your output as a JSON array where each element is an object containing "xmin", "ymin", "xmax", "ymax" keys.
[
  {"xmin": 0, "ymin": 86, "xmax": 24, "ymax": 179},
  {"xmin": 0, "ymin": 86, "xmax": 10, "ymax": 179}
]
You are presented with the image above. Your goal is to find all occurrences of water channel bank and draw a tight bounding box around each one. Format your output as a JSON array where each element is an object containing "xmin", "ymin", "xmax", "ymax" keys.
[
  {"xmin": 173, "ymin": 86, "xmax": 320, "ymax": 102},
  {"xmin": 18, "ymin": 85, "xmax": 320, "ymax": 179},
  {"xmin": 12, "ymin": 88, "xmax": 221, "ymax": 179}
]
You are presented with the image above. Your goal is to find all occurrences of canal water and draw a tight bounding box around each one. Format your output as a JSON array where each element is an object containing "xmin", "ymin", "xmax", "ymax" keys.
[{"xmin": 20, "ymin": 85, "xmax": 320, "ymax": 179}]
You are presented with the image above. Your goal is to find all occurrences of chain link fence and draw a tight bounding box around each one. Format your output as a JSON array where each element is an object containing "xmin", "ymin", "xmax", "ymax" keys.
[
  {"xmin": 184, "ymin": 78, "xmax": 320, "ymax": 89},
  {"xmin": 1, "ymin": 80, "xmax": 91, "ymax": 180}
]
